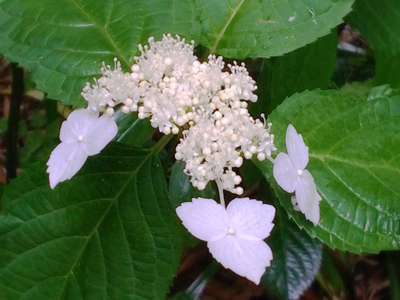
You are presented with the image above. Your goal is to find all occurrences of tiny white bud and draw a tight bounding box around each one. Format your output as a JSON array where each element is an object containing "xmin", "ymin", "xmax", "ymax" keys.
[
  {"xmin": 130, "ymin": 104, "xmax": 138, "ymax": 111},
  {"xmin": 230, "ymin": 134, "xmax": 238, "ymax": 142},
  {"xmin": 233, "ymin": 175, "xmax": 242, "ymax": 185},
  {"xmin": 121, "ymin": 106, "xmax": 130, "ymax": 114},
  {"xmin": 199, "ymin": 169, "xmax": 207, "ymax": 177},
  {"xmin": 203, "ymin": 147, "xmax": 211, "ymax": 155},
  {"xmin": 176, "ymin": 117, "xmax": 185, "ymax": 126},
  {"xmin": 250, "ymin": 94, "xmax": 258, "ymax": 102},
  {"xmin": 249, "ymin": 145, "xmax": 257, "ymax": 154},
  {"xmin": 214, "ymin": 111, "xmax": 223, "ymax": 120},
  {"xmin": 240, "ymin": 108, "xmax": 248, "ymax": 116},
  {"xmin": 221, "ymin": 117, "xmax": 229, "ymax": 126},
  {"xmin": 106, "ymin": 107, "xmax": 114, "ymax": 116},
  {"xmin": 257, "ymin": 152, "xmax": 266, "ymax": 161},
  {"xmin": 125, "ymin": 98, "xmax": 133, "ymax": 106},
  {"xmin": 244, "ymin": 151, "xmax": 252, "ymax": 159},
  {"xmin": 131, "ymin": 64, "xmax": 140, "ymax": 72},
  {"xmin": 197, "ymin": 181, "xmax": 206, "ymax": 190},
  {"xmin": 163, "ymin": 127, "xmax": 171, "ymax": 135},
  {"xmin": 234, "ymin": 157, "xmax": 243, "ymax": 167},
  {"xmin": 235, "ymin": 187, "xmax": 244, "ymax": 195},
  {"xmin": 164, "ymin": 57, "xmax": 173, "ymax": 66},
  {"xmin": 172, "ymin": 127, "xmax": 179, "ymax": 134}
]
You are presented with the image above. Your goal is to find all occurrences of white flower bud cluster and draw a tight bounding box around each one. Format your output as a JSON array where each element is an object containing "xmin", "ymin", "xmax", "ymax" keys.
[
  {"xmin": 175, "ymin": 108, "xmax": 276, "ymax": 194},
  {"xmin": 81, "ymin": 34, "xmax": 258, "ymax": 134},
  {"xmin": 81, "ymin": 58, "xmax": 145, "ymax": 115},
  {"xmin": 81, "ymin": 34, "xmax": 276, "ymax": 194}
]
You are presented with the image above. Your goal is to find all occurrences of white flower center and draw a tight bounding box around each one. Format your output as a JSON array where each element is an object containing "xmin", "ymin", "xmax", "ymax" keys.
[
  {"xmin": 78, "ymin": 135, "xmax": 84, "ymax": 142},
  {"xmin": 228, "ymin": 227, "xmax": 236, "ymax": 235},
  {"xmin": 297, "ymin": 169, "xmax": 303, "ymax": 176}
]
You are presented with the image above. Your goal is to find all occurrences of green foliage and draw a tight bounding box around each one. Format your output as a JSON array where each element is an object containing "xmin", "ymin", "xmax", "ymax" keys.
[
  {"xmin": 263, "ymin": 196, "xmax": 322, "ymax": 300},
  {"xmin": 114, "ymin": 110, "xmax": 156, "ymax": 146},
  {"xmin": 0, "ymin": 0, "xmax": 201, "ymax": 106},
  {"xmin": 195, "ymin": 0, "xmax": 354, "ymax": 58},
  {"xmin": 258, "ymin": 89, "xmax": 400, "ymax": 253},
  {"xmin": 0, "ymin": 143, "xmax": 181, "ymax": 300},
  {"xmin": 347, "ymin": 0, "xmax": 400, "ymax": 87},
  {"xmin": 252, "ymin": 32, "xmax": 337, "ymax": 116},
  {"xmin": 3, "ymin": 0, "xmax": 400, "ymax": 298},
  {"xmin": 347, "ymin": 0, "xmax": 400, "ymax": 54}
]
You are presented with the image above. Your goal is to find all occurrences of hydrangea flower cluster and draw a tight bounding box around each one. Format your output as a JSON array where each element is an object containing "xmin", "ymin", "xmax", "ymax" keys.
[
  {"xmin": 80, "ymin": 34, "xmax": 276, "ymax": 195},
  {"xmin": 47, "ymin": 34, "xmax": 322, "ymax": 285}
]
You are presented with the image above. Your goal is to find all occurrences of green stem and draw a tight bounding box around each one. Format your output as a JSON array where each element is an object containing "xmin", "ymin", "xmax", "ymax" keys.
[
  {"xmin": 154, "ymin": 134, "xmax": 174, "ymax": 156},
  {"xmin": 216, "ymin": 179, "xmax": 225, "ymax": 207},
  {"xmin": 186, "ymin": 261, "xmax": 219, "ymax": 299},
  {"xmin": 6, "ymin": 64, "xmax": 24, "ymax": 182}
]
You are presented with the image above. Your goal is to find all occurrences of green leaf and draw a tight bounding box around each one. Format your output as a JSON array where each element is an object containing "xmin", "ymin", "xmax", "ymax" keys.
[
  {"xmin": 375, "ymin": 53, "xmax": 400, "ymax": 88},
  {"xmin": 347, "ymin": 0, "xmax": 400, "ymax": 87},
  {"xmin": 0, "ymin": 143, "xmax": 181, "ymax": 299},
  {"xmin": 257, "ymin": 89, "xmax": 400, "ymax": 253},
  {"xmin": 196, "ymin": 0, "xmax": 354, "ymax": 58},
  {"xmin": 114, "ymin": 110, "xmax": 156, "ymax": 147},
  {"xmin": 347, "ymin": 0, "xmax": 400, "ymax": 54},
  {"xmin": 263, "ymin": 198, "xmax": 321, "ymax": 300},
  {"xmin": 0, "ymin": 0, "xmax": 201, "ymax": 106},
  {"xmin": 252, "ymin": 32, "xmax": 337, "ymax": 116}
]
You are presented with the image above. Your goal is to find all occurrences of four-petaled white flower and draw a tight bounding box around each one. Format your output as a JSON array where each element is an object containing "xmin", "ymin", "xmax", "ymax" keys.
[
  {"xmin": 47, "ymin": 109, "xmax": 118, "ymax": 189},
  {"xmin": 273, "ymin": 124, "xmax": 321, "ymax": 225},
  {"xmin": 176, "ymin": 197, "xmax": 275, "ymax": 284}
]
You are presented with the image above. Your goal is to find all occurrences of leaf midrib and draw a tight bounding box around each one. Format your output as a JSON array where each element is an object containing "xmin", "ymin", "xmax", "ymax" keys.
[
  {"xmin": 56, "ymin": 148, "xmax": 157, "ymax": 300},
  {"xmin": 69, "ymin": 0, "xmax": 131, "ymax": 67},
  {"xmin": 208, "ymin": 0, "xmax": 246, "ymax": 54}
]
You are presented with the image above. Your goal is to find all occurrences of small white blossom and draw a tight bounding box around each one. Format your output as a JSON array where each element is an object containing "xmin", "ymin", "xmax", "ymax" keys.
[
  {"xmin": 82, "ymin": 58, "xmax": 143, "ymax": 112},
  {"xmin": 134, "ymin": 34, "xmax": 196, "ymax": 83},
  {"xmin": 273, "ymin": 124, "xmax": 321, "ymax": 225},
  {"xmin": 176, "ymin": 197, "xmax": 275, "ymax": 284},
  {"xmin": 47, "ymin": 109, "xmax": 118, "ymax": 189}
]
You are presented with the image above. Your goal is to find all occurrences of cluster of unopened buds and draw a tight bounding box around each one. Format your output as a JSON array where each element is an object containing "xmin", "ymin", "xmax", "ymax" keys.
[{"xmin": 47, "ymin": 34, "xmax": 321, "ymax": 285}]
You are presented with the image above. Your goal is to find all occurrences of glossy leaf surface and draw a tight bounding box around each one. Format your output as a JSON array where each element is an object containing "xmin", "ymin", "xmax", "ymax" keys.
[
  {"xmin": 196, "ymin": 0, "xmax": 353, "ymax": 58},
  {"xmin": 257, "ymin": 89, "xmax": 400, "ymax": 253},
  {"xmin": 0, "ymin": 143, "xmax": 181, "ymax": 299},
  {"xmin": 0, "ymin": 0, "xmax": 200, "ymax": 106}
]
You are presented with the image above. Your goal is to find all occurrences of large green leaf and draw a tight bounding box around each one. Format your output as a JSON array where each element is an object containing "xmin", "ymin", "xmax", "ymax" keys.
[
  {"xmin": 347, "ymin": 0, "xmax": 400, "ymax": 54},
  {"xmin": 0, "ymin": 143, "xmax": 181, "ymax": 299},
  {"xmin": 251, "ymin": 32, "xmax": 337, "ymax": 116},
  {"xmin": 0, "ymin": 0, "xmax": 201, "ymax": 106},
  {"xmin": 257, "ymin": 89, "xmax": 400, "ymax": 253},
  {"xmin": 196, "ymin": 0, "xmax": 354, "ymax": 58},
  {"xmin": 347, "ymin": 0, "xmax": 400, "ymax": 87},
  {"xmin": 263, "ymin": 197, "xmax": 321, "ymax": 300}
]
